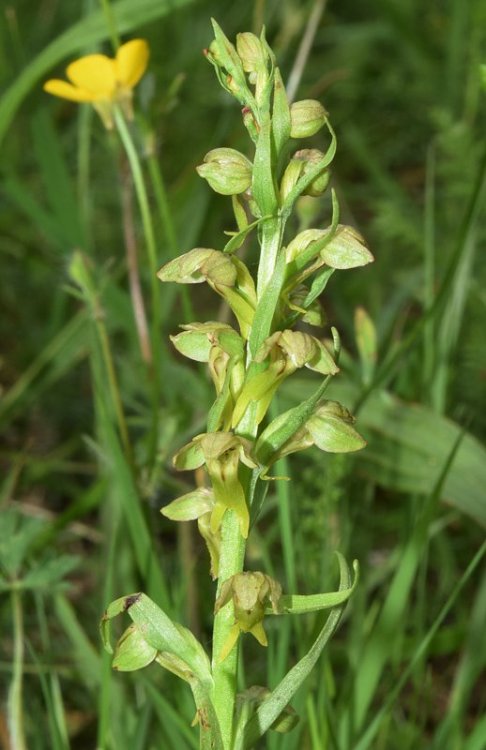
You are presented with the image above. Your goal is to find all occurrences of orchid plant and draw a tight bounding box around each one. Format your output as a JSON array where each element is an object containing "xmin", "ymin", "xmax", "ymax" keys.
[{"xmin": 52, "ymin": 20, "xmax": 373, "ymax": 750}]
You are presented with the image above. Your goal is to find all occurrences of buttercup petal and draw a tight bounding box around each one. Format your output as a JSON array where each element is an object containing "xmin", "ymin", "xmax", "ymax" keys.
[
  {"xmin": 43, "ymin": 79, "xmax": 95, "ymax": 102},
  {"xmin": 66, "ymin": 54, "xmax": 117, "ymax": 99},
  {"xmin": 116, "ymin": 39, "xmax": 149, "ymax": 88}
]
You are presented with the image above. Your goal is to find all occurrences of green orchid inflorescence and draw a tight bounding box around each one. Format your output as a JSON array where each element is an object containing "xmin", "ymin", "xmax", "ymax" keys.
[{"xmin": 103, "ymin": 20, "xmax": 370, "ymax": 750}]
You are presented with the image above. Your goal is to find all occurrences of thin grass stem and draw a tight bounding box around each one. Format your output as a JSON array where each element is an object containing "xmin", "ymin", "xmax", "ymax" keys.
[
  {"xmin": 8, "ymin": 588, "xmax": 27, "ymax": 750},
  {"xmin": 94, "ymin": 309, "xmax": 133, "ymax": 462}
]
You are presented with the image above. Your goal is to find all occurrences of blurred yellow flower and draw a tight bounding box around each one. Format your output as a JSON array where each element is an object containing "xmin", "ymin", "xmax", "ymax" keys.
[{"xmin": 44, "ymin": 39, "xmax": 149, "ymax": 128}]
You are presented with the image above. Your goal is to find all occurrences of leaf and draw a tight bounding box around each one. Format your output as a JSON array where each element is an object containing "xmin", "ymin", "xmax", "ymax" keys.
[
  {"xmin": 271, "ymin": 68, "xmax": 291, "ymax": 158},
  {"xmin": 274, "ymin": 560, "xmax": 359, "ymax": 614},
  {"xmin": 101, "ymin": 592, "xmax": 224, "ymax": 749},
  {"xmin": 223, "ymin": 217, "xmax": 260, "ymax": 254},
  {"xmin": 0, "ymin": 0, "xmax": 197, "ymax": 146},
  {"xmin": 101, "ymin": 592, "xmax": 211, "ymax": 685},
  {"xmin": 251, "ymin": 111, "xmax": 278, "ymax": 217},
  {"xmin": 237, "ymin": 554, "xmax": 357, "ymax": 748}
]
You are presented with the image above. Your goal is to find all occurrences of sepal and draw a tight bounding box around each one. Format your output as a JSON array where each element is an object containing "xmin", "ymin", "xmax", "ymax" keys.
[
  {"xmin": 157, "ymin": 248, "xmax": 234, "ymax": 285},
  {"xmin": 321, "ymin": 224, "xmax": 374, "ymax": 269},
  {"xmin": 170, "ymin": 322, "xmax": 234, "ymax": 362},
  {"xmin": 161, "ymin": 487, "xmax": 214, "ymax": 521},
  {"xmin": 161, "ymin": 489, "xmax": 221, "ymax": 580}
]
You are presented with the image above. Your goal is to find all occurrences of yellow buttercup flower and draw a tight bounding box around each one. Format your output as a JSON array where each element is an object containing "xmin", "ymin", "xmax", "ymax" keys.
[{"xmin": 44, "ymin": 39, "xmax": 149, "ymax": 128}]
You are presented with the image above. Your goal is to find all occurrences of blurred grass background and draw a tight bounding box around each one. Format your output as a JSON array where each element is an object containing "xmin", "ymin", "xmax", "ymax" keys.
[{"xmin": 0, "ymin": 0, "xmax": 485, "ymax": 748}]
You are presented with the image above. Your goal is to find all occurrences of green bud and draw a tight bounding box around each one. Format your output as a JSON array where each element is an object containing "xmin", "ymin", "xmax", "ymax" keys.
[
  {"xmin": 196, "ymin": 148, "xmax": 252, "ymax": 195},
  {"xmin": 280, "ymin": 159, "xmax": 305, "ymax": 202},
  {"xmin": 242, "ymin": 106, "xmax": 259, "ymax": 141},
  {"xmin": 236, "ymin": 32, "xmax": 267, "ymax": 73},
  {"xmin": 287, "ymin": 286, "xmax": 325, "ymax": 327},
  {"xmin": 290, "ymin": 99, "xmax": 328, "ymax": 138},
  {"xmin": 293, "ymin": 148, "xmax": 331, "ymax": 197}
]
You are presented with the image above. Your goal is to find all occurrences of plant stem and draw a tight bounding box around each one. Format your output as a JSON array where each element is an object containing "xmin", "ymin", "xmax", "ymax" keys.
[
  {"xmin": 120, "ymin": 156, "xmax": 153, "ymax": 366},
  {"xmin": 211, "ymin": 206, "xmax": 285, "ymax": 746},
  {"xmin": 114, "ymin": 108, "xmax": 161, "ymax": 369},
  {"xmin": 114, "ymin": 107, "xmax": 162, "ymax": 463},
  {"xmin": 211, "ymin": 511, "xmax": 246, "ymax": 749},
  {"xmin": 8, "ymin": 587, "xmax": 27, "ymax": 750}
]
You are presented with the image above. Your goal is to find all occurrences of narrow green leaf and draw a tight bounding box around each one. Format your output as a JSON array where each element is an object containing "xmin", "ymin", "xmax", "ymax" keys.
[
  {"xmin": 272, "ymin": 68, "xmax": 291, "ymax": 158},
  {"xmin": 274, "ymin": 562, "xmax": 359, "ymax": 614},
  {"xmin": 238, "ymin": 554, "xmax": 356, "ymax": 747}
]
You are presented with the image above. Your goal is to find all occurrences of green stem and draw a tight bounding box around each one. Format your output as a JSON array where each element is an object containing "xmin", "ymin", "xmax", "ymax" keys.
[
  {"xmin": 211, "ymin": 210, "xmax": 286, "ymax": 748},
  {"xmin": 114, "ymin": 108, "xmax": 162, "ymax": 462},
  {"xmin": 211, "ymin": 512, "xmax": 247, "ymax": 749},
  {"xmin": 256, "ymin": 216, "xmax": 284, "ymax": 298},
  {"xmin": 114, "ymin": 108, "xmax": 161, "ymax": 361},
  {"xmin": 8, "ymin": 587, "xmax": 27, "ymax": 750}
]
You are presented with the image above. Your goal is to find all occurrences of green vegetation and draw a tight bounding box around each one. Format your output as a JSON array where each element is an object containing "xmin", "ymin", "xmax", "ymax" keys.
[{"xmin": 1, "ymin": 1, "xmax": 485, "ymax": 748}]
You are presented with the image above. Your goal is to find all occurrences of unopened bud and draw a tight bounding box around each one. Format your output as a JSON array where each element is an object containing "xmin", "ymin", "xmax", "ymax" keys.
[
  {"xmin": 242, "ymin": 106, "xmax": 259, "ymax": 140},
  {"xmin": 197, "ymin": 148, "xmax": 252, "ymax": 195},
  {"xmin": 293, "ymin": 148, "xmax": 331, "ymax": 197},
  {"xmin": 290, "ymin": 99, "xmax": 328, "ymax": 138},
  {"xmin": 280, "ymin": 159, "xmax": 305, "ymax": 202},
  {"xmin": 236, "ymin": 32, "xmax": 266, "ymax": 73}
]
